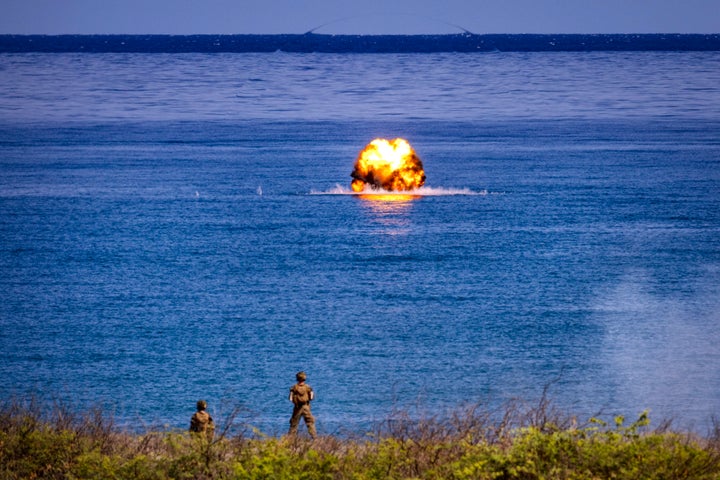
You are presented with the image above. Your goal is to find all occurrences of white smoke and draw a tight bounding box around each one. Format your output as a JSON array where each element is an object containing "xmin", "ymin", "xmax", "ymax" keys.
[{"xmin": 591, "ymin": 266, "xmax": 720, "ymax": 430}]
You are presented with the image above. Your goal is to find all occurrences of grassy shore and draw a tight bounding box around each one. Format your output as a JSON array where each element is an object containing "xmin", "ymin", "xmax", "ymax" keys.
[{"xmin": 2, "ymin": 397, "xmax": 719, "ymax": 479}]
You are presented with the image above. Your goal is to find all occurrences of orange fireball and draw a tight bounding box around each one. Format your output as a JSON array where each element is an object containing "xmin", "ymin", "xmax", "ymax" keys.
[{"xmin": 350, "ymin": 138, "xmax": 426, "ymax": 192}]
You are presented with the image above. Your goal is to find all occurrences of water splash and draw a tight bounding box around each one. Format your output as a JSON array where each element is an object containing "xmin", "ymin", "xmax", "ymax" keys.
[{"xmin": 311, "ymin": 185, "xmax": 489, "ymax": 196}]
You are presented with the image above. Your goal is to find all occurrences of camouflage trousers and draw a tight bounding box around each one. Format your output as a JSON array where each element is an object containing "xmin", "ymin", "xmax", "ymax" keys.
[{"xmin": 289, "ymin": 403, "xmax": 316, "ymax": 438}]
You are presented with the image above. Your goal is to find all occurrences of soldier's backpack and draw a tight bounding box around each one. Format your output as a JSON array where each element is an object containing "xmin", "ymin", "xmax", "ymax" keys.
[
  {"xmin": 190, "ymin": 411, "xmax": 213, "ymax": 433},
  {"xmin": 292, "ymin": 384, "xmax": 312, "ymax": 404}
]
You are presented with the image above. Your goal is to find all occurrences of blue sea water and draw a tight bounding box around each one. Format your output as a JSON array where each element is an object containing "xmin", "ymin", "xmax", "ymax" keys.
[{"xmin": 1, "ymin": 49, "xmax": 719, "ymax": 434}]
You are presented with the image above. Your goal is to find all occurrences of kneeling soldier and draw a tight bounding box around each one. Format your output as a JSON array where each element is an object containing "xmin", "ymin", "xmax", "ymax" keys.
[{"xmin": 189, "ymin": 400, "xmax": 215, "ymax": 438}]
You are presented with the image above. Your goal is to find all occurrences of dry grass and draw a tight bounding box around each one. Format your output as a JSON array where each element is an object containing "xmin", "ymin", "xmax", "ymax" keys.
[{"xmin": 1, "ymin": 394, "xmax": 719, "ymax": 479}]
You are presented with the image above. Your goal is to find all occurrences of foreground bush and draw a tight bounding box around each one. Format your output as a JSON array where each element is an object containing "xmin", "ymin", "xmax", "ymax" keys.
[{"xmin": 1, "ymin": 398, "xmax": 719, "ymax": 479}]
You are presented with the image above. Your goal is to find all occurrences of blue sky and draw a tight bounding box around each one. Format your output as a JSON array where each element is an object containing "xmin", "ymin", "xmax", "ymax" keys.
[{"xmin": 1, "ymin": 0, "xmax": 718, "ymax": 35}]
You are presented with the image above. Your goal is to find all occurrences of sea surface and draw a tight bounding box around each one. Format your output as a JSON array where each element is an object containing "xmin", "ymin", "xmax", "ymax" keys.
[{"xmin": 1, "ymin": 45, "xmax": 719, "ymax": 435}]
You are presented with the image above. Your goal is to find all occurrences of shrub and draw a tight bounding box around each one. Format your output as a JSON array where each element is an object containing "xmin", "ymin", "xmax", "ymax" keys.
[{"xmin": 1, "ymin": 398, "xmax": 719, "ymax": 479}]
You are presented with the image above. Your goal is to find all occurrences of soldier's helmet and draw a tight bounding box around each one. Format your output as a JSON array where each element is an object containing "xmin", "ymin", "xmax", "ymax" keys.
[
  {"xmin": 296, "ymin": 371, "xmax": 307, "ymax": 381},
  {"xmin": 196, "ymin": 400, "xmax": 207, "ymax": 411}
]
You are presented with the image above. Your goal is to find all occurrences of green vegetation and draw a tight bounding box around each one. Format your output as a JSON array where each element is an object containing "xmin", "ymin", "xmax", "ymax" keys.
[{"xmin": 1, "ymin": 397, "xmax": 719, "ymax": 479}]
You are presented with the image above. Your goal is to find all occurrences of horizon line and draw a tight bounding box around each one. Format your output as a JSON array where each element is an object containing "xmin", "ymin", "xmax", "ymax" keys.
[{"xmin": 2, "ymin": 33, "xmax": 718, "ymax": 53}]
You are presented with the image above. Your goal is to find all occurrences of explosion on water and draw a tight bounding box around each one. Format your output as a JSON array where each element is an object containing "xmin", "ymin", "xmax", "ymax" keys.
[{"xmin": 350, "ymin": 138, "xmax": 426, "ymax": 192}]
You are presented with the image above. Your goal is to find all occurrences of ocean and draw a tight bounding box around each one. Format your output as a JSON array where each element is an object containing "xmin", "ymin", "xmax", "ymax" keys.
[{"xmin": 1, "ymin": 37, "xmax": 719, "ymax": 435}]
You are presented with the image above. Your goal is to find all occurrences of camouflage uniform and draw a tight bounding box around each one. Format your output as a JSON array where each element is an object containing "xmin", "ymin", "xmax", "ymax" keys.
[
  {"xmin": 288, "ymin": 371, "xmax": 316, "ymax": 438},
  {"xmin": 189, "ymin": 400, "xmax": 215, "ymax": 438}
]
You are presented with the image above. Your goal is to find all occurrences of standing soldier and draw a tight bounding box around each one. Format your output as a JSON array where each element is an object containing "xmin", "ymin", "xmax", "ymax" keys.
[
  {"xmin": 288, "ymin": 371, "xmax": 316, "ymax": 439},
  {"xmin": 189, "ymin": 400, "xmax": 215, "ymax": 439}
]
